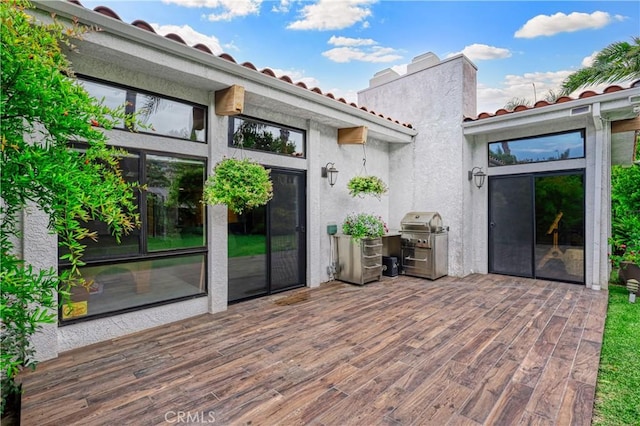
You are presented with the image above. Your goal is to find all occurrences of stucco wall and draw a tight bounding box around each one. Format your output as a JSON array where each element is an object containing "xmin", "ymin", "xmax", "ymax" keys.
[
  {"xmin": 27, "ymin": 21, "xmax": 395, "ymax": 359},
  {"xmin": 358, "ymin": 55, "xmax": 478, "ymax": 276}
]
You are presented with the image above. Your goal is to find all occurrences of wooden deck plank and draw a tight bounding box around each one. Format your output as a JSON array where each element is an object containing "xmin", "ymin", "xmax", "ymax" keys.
[{"xmin": 20, "ymin": 274, "xmax": 605, "ymax": 425}]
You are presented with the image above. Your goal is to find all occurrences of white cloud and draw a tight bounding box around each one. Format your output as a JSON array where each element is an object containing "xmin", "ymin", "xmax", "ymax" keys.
[
  {"xmin": 269, "ymin": 68, "xmax": 321, "ymax": 89},
  {"xmin": 271, "ymin": 0, "xmax": 291, "ymax": 13},
  {"xmin": 150, "ymin": 23, "xmax": 223, "ymax": 53},
  {"xmin": 391, "ymin": 63, "xmax": 408, "ymax": 75},
  {"xmin": 328, "ymin": 36, "xmax": 377, "ymax": 47},
  {"xmin": 477, "ymin": 70, "xmax": 572, "ymax": 113},
  {"xmin": 447, "ymin": 43, "xmax": 511, "ymax": 61},
  {"xmin": 322, "ymin": 46, "xmax": 402, "ymax": 63},
  {"xmin": 582, "ymin": 51, "xmax": 598, "ymax": 67},
  {"xmin": 514, "ymin": 11, "xmax": 624, "ymax": 38},
  {"xmin": 323, "ymin": 35, "xmax": 402, "ymax": 63},
  {"xmin": 162, "ymin": 0, "xmax": 262, "ymax": 21},
  {"xmin": 288, "ymin": 0, "xmax": 377, "ymax": 30}
]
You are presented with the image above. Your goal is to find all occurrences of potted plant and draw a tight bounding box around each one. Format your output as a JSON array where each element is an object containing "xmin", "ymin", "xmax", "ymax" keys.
[
  {"xmin": 610, "ymin": 240, "xmax": 640, "ymax": 283},
  {"xmin": 347, "ymin": 175, "xmax": 388, "ymax": 199},
  {"xmin": 203, "ymin": 157, "xmax": 273, "ymax": 214},
  {"xmin": 342, "ymin": 212, "xmax": 388, "ymax": 242}
]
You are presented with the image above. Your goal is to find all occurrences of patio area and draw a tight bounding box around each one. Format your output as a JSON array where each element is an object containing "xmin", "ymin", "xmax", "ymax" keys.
[{"xmin": 21, "ymin": 274, "xmax": 607, "ymax": 425}]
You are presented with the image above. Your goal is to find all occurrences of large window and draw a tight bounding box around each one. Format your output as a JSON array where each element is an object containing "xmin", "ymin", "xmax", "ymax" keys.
[
  {"xmin": 489, "ymin": 130, "xmax": 585, "ymax": 167},
  {"xmin": 229, "ymin": 116, "xmax": 305, "ymax": 157},
  {"xmin": 60, "ymin": 149, "xmax": 207, "ymax": 323},
  {"xmin": 78, "ymin": 77, "xmax": 207, "ymax": 142}
]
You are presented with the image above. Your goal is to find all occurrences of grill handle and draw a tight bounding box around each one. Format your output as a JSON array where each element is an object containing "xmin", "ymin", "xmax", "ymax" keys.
[{"xmin": 405, "ymin": 256, "xmax": 428, "ymax": 262}]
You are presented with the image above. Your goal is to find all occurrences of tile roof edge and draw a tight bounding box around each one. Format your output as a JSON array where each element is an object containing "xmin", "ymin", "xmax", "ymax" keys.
[
  {"xmin": 57, "ymin": 0, "xmax": 414, "ymax": 131},
  {"xmin": 465, "ymin": 80, "xmax": 640, "ymax": 122}
]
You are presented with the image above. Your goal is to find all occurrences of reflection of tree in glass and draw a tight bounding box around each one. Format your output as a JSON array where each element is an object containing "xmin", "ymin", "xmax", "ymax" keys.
[
  {"xmin": 138, "ymin": 96, "xmax": 192, "ymax": 139},
  {"xmin": 147, "ymin": 159, "xmax": 204, "ymax": 241},
  {"xmin": 489, "ymin": 144, "xmax": 517, "ymax": 165},
  {"xmin": 233, "ymin": 119, "xmax": 297, "ymax": 155},
  {"xmin": 535, "ymin": 175, "xmax": 584, "ymax": 246}
]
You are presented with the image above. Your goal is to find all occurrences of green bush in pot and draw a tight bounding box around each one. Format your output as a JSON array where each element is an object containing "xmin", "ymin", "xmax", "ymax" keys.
[
  {"xmin": 342, "ymin": 213, "xmax": 387, "ymax": 242},
  {"xmin": 347, "ymin": 175, "xmax": 388, "ymax": 199},
  {"xmin": 203, "ymin": 157, "xmax": 273, "ymax": 214}
]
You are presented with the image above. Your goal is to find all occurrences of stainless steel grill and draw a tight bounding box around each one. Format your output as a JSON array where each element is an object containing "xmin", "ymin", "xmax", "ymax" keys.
[{"xmin": 400, "ymin": 211, "xmax": 448, "ymax": 280}]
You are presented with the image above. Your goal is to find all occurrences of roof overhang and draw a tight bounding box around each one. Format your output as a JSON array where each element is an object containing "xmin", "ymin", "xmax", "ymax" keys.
[
  {"xmin": 462, "ymin": 88, "xmax": 640, "ymax": 136},
  {"xmin": 31, "ymin": 0, "xmax": 417, "ymax": 144}
]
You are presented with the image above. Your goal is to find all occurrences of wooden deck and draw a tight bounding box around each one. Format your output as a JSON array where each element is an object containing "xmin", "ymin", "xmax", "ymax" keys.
[{"xmin": 21, "ymin": 274, "xmax": 608, "ymax": 425}]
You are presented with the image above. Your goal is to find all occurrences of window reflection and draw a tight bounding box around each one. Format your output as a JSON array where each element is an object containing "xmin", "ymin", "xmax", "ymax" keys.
[
  {"xmin": 489, "ymin": 130, "xmax": 585, "ymax": 167},
  {"xmin": 77, "ymin": 152, "xmax": 141, "ymax": 260},
  {"xmin": 77, "ymin": 77, "xmax": 206, "ymax": 142},
  {"xmin": 147, "ymin": 155, "xmax": 206, "ymax": 251},
  {"xmin": 230, "ymin": 116, "xmax": 305, "ymax": 157},
  {"xmin": 63, "ymin": 254, "xmax": 206, "ymax": 320},
  {"xmin": 78, "ymin": 79, "xmax": 127, "ymax": 128},
  {"xmin": 137, "ymin": 94, "xmax": 206, "ymax": 142}
]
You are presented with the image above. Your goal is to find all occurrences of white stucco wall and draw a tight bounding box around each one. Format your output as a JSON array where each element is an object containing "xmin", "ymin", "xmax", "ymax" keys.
[
  {"xmin": 358, "ymin": 55, "xmax": 478, "ymax": 276},
  {"xmin": 23, "ymin": 204, "xmax": 59, "ymax": 361},
  {"xmin": 25, "ymin": 1, "xmax": 405, "ymax": 359}
]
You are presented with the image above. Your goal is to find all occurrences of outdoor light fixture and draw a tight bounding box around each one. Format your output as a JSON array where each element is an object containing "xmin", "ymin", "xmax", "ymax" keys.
[
  {"xmin": 468, "ymin": 166, "xmax": 486, "ymax": 189},
  {"xmin": 322, "ymin": 162, "xmax": 339, "ymax": 187}
]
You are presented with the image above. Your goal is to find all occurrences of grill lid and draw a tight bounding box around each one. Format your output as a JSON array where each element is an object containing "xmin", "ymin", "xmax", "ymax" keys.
[{"xmin": 400, "ymin": 211, "xmax": 443, "ymax": 233}]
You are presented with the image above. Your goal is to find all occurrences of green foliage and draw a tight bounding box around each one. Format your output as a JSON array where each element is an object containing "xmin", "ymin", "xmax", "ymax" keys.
[
  {"xmin": 592, "ymin": 285, "xmax": 640, "ymax": 425},
  {"xmin": 203, "ymin": 158, "xmax": 273, "ymax": 214},
  {"xmin": 342, "ymin": 213, "xmax": 387, "ymax": 242},
  {"xmin": 233, "ymin": 120, "xmax": 297, "ymax": 155},
  {"xmin": 1, "ymin": 0, "xmax": 141, "ymax": 414},
  {"xmin": 561, "ymin": 36, "xmax": 640, "ymax": 95},
  {"xmin": 347, "ymin": 175, "xmax": 388, "ymax": 199},
  {"xmin": 609, "ymin": 165, "xmax": 640, "ymax": 269}
]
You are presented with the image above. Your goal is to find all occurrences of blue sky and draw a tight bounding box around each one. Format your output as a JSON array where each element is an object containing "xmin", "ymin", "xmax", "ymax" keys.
[{"xmin": 79, "ymin": 0, "xmax": 639, "ymax": 114}]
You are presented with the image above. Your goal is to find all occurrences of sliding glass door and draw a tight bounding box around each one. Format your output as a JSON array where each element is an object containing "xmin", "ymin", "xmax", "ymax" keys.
[
  {"xmin": 489, "ymin": 171, "xmax": 584, "ymax": 283},
  {"xmin": 228, "ymin": 168, "xmax": 306, "ymax": 302}
]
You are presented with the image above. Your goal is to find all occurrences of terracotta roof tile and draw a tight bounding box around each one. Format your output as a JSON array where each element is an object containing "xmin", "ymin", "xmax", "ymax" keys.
[
  {"xmin": 218, "ymin": 53, "xmax": 236, "ymax": 63},
  {"xmin": 193, "ymin": 43, "xmax": 213, "ymax": 54},
  {"xmin": 93, "ymin": 5, "xmax": 120, "ymax": 20},
  {"xmin": 164, "ymin": 33, "xmax": 186, "ymax": 44},
  {"xmin": 465, "ymin": 81, "xmax": 640, "ymax": 122},
  {"xmin": 66, "ymin": 0, "xmax": 413, "ymax": 130},
  {"xmin": 131, "ymin": 20, "xmax": 155, "ymax": 33},
  {"xmin": 242, "ymin": 62, "xmax": 258, "ymax": 71}
]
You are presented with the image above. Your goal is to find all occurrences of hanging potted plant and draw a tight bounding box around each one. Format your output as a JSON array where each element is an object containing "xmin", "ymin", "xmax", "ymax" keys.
[
  {"xmin": 203, "ymin": 157, "xmax": 273, "ymax": 214},
  {"xmin": 347, "ymin": 175, "xmax": 388, "ymax": 199}
]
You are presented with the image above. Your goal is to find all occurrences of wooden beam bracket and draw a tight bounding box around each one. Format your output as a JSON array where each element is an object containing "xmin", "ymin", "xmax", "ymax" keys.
[
  {"xmin": 338, "ymin": 126, "xmax": 368, "ymax": 145},
  {"xmin": 215, "ymin": 85, "xmax": 245, "ymax": 116}
]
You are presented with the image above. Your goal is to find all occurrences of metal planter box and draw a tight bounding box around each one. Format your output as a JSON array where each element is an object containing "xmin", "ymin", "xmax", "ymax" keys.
[{"xmin": 335, "ymin": 235, "xmax": 383, "ymax": 285}]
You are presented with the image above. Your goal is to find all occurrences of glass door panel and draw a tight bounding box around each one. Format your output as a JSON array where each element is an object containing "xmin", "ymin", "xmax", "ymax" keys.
[
  {"xmin": 227, "ymin": 168, "xmax": 306, "ymax": 302},
  {"xmin": 534, "ymin": 173, "xmax": 584, "ymax": 282},
  {"xmin": 228, "ymin": 206, "xmax": 268, "ymax": 302},
  {"xmin": 489, "ymin": 175, "xmax": 534, "ymax": 277},
  {"xmin": 270, "ymin": 170, "xmax": 306, "ymax": 291}
]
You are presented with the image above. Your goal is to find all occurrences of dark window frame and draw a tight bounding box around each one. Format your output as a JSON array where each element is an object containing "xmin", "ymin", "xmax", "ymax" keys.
[
  {"xmin": 488, "ymin": 129, "xmax": 586, "ymax": 167},
  {"xmin": 228, "ymin": 115, "xmax": 306, "ymax": 158},
  {"xmin": 77, "ymin": 75, "xmax": 208, "ymax": 143},
  {"xmin": 58, "ymin": 145, "xmax": 208, "ymax": 325}
]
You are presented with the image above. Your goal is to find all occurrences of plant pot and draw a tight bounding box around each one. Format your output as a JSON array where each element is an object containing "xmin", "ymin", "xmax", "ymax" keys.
[{"xmin": 619, "ymin": 262, "xmax": 640, "ymax": 286}]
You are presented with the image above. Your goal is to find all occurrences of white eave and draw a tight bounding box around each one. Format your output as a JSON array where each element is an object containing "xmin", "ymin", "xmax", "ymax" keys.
[
  {"xmin": 463, "ymin": 87, "xmax": 640, "ymax": 136},
  {"xmin": 32, "ymin": 0, "xmax": 417, "ymax": 144}
]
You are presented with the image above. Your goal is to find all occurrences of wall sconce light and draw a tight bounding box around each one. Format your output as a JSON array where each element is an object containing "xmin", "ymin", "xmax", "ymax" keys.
[
  {"xmin": 322, "ymin": 162, "xmax": 339, "ymax": 187},
  {"xmin": 468, "ymin": 166, "xmax": 486, "ymax": 189}
]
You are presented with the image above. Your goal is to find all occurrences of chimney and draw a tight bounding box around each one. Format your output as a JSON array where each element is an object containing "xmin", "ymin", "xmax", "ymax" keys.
[
  {"xmin": 407, "ymin": 52, "xmax": 440, "ymax": 75},
  {"xmin": 369, "ymin": 68, "xmax": 400, "ymax": 88}
]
